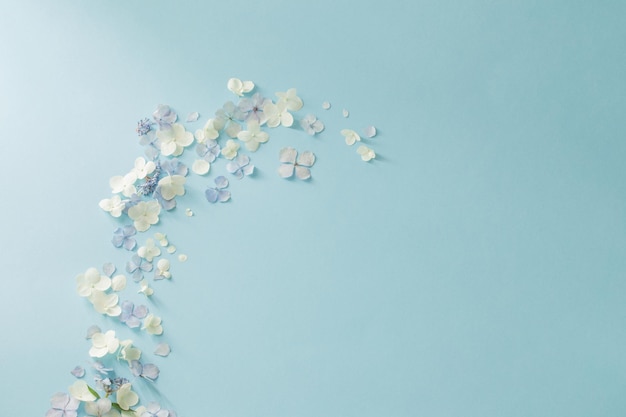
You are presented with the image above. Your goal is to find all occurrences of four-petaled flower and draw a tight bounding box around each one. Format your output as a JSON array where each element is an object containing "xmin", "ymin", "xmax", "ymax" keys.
[
  {"xmin": 278, "ymin": 147, "xmax": 316, "ymax": 180},
  {"xmin": 226, "ymin": 155, "xmax": 254, "ymax": 180},
  {"xmin": 238, "ymin": 93, "xmax": 269, "ymax": 125},
  {"xmin": 116, "ymin": 383, "xmax": 139, "ymax": 411},
  {"xmin": 111, "ymin": 225, "xmax": 137, "ymax": 251},
  {"xmin": 221, "ymin": 139, "xmax": 240, "ymax": 160},
  {"xmin": 214, "ymin": 101, "xmax": 244, "ymax": 138},
  {"xmin": 110, "ymin": 172, "xmax": 138, "ymax": 197},
  {"xmin": 131, "ymin": 157, "xmax": 156, "ymax": 180},
  {"xmin": 98, "ymin": 195, "xmax": 125, "ymax": 218},
  {"xmin": 89, "ymin": 290, "xmax": 121, "ymax": 317},
  {"xmin": 264, "ymin": 100, "xmax": 294, "ymax": 128},
  {"xmin": 157, "ymin": 175, "xmax": 186, "ymax": 200},
  {"xmin": 205, "ymin": 176, "xmax": 231, "ymax": 203},
  {"xmin": 128, "ymin": 200, "xmax": 161, "ymax": 232},
  {"xmin": 76, "ymin": 267, "xmax": 111, "ymax": 297},
  {"xmin": 152, "ymin": 104, "xmax": 177, "ymax": 129},
  {"xmin": 126, "ymin": 254, "xmax": 153, "ymax": 281},
  {"xmin": 300, "ymin": 114, "xmax": 324, "ymax": 136},
  {"xmin": 276, "ymin": 88, "xmax": 303, "ymax": 111},
  {"xmin": 137, "ymin": 238, "xmax": 161, "ymax": 261},
  {"xmin": 194, "ymin": 118, "xmax": 220, "ymax": 143},
  {"xmin": 46, "ymin": 392, "xmax": 80, "ymax": 417},
  {"xmin": 89, "ymin": 330, "xmax": 119, "ymax": 358},
  {"xmin": 119, "ymin": 340, "xmax": 142, "ymax": 365},
  {"xmin": 143, "ymin": 314, "xmax": 163, "ymax": 335},
  {"xmin": 120, "ymin": 300, "xmax": 149, "ymax": 328},
  {"xmin": 237, "ymin": 121, "xmax": 269, "ymax": 152},
  {"xmin": 157, "ymin": 123, "xmax": 194, "ymax": 157}
]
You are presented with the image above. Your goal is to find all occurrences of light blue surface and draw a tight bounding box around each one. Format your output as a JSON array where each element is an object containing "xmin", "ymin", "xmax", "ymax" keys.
[{"xmin": 1, "ymin": 0, "xmax": 626, "ymax": 416}]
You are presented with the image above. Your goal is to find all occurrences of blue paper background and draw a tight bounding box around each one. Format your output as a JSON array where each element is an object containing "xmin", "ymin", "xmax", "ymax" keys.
[{"xmin": 1, "ymin": 1, "xmax": 626, "ymax": 416}]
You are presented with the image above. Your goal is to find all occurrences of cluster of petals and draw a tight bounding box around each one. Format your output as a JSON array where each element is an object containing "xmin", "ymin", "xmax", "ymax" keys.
[
  {"xmin": 237, "ymin": 121, "xmax": 269, "ymax": 152},
  {"xmin": 227, "ymin": 77, "xmax": 254, "ymax": 96},
  {"xmin": 143, "ymin": 314, "xmax": 163, "ymax": 335},
  {"xmin": 157, "ymin": 123, "xmax": 194, "ymax": 156},
  {"xmin": 128, "ymin": 200, "xmax": 161, "ymax": 232},
  {"xmin": 89, "ymin": 330, "xmax": 119, "ymax": 358},
  {"xmin": 110, "ymin": 172, "xmax": 137, "ymax": 197},
  {"xmin": 76, "ymin": 268, "xmax": 111, "ymax": 297},
  {"xmin": 98, "ymin": 195, "xmax": 125, "ymax": 218},
  {"xmin": 89, "ymin": 290, "xmax": 121, "ymax": 317}
]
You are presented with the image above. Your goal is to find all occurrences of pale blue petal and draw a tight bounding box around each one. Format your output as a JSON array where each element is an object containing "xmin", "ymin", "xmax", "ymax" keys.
[
  {"xmin": 102, "ymin": 263, "xmax": 116, "ymax": 277},
  {"xmin": 141, "ymin": 363, "xmax": 160, "ymax": 381},
  {"xmin": 205, "ymin": 188, "xmax": 218, "ymax": 203},
  {"xmin": 218, "ymin": 190, "xmax": 231, "ymax": 202},
  {"xmin": 214, "ymin": 175, "xmax": 229, "ymax": 189}
]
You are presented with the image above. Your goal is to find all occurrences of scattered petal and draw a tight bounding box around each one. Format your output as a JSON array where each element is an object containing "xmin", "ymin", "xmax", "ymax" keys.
[
  {"xmin": 357, "ymin": 145, "xmax": 376, "ymax": 161},
  {"xmin": 167, "ymin": 245, "xmax": 176, "ymax": 254},
  {"xmin": 186, "ymin": 111, "xmax": 200, "ymax": 122},
  {"xmin": 185, "ymin": 208, "xmax": 193, "ymax": 217},
  {"xmin": 68, "ymin": 380, "xmax": 97, "ymax": 402},
  {"xmin": 86, "ymin": 325, "xmax": 101, "ymax": 339},
  {"xmin": 341, "ymin": 129, "xmax": 361, "ymax": 145},
  {"xmin": 102, "ymin": 263, "xmax": 116, "ymax": 277},
  {"xmin": 322, "ymin": 101, "xmax": 331, "ymax": 110},
  {"xmin": 70, "ymin": 366, "xmax": 85, "ymax": 378},
  {"xmin": 342, "ymin": 109, "xmax": 349, "ymax": 118},
  {"xmin": 143, "ymin": 314, "xmax": 163, "ymax": 335},
  {"xmin": 227, "ymin": 78, "xmax": 255, "ymax": 96},
  {"xmin": 363, "ymin": 125, "xmax": 377, "ymax": 138},
  {"xmin": 111, "ymin": 274, "xmax": 127, "ymax": 291},
  {"xmin": 154, "ymin": 343, "xmax": 171, "ymax": 357},
  {"xmin": 192, "ymin": 159, "xmax": 210, "ymax": 175},
  {"xmin": 178, "ymin": 254, "xmax": 188, "ymax": 262}
]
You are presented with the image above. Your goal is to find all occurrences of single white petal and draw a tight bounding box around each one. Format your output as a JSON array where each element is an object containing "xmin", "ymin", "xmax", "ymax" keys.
[
  {"xmin": 278, "ymin": 164, "xmax": 295, "ymax": 178},
  {"xmin": 192, "ymin": 159, "xmax": 210, "ymax": 175},
  {"xmin": 343, "ymin": 109, "xmax": 349, "ymax": 118},
  {"xmin": 111, "ymin": 275, "xmax": 127, "ymax": 291},
  {"xmin": 279, "ymin": 147, "xmax": 297, "ymax": 163},
  {"xmin": 363, "ymin": 125, "xmax": 377, "ymax": 138},
  {"xmin": 227, "ymin": 78, "xmax": 244, "ymax": 96},
  {"xmin": 242, "ymin": 80, "xmax": 255, "ymax": 93},
  {"xmin": 295, "ymin": 166, "xmax": 311, "ymax": 180},
  {"xmin": 297, "ymin": 151, "xmax": 316, "ymax": 167},
  {"xmin": 178, "ymin": 254, "xmax": 188, "ymax": 262},
  {"xmin": 322, "ymin": 101, "xmax": 331, "ymax": 110},
  {"xmin": 186, "ymin": 111, "xmax": 200, "ymax": 122}
]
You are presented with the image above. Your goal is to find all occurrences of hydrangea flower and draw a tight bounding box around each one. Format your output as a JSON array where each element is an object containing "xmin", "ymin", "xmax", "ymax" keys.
[
  {"xmin": 111, "ymin": 274, "xmax": 127, "ymax": 292},
  {"xmin": 238, "ymin": 93, "xmax": 269, "ymax": 125},
  {"xmin": 110, "ymin": 172, "xmax": 138, "ymax": 197},
  {"xmin": 357, "ymin": 145, "xmax": 376, "ymax": 161},
  {"xmin": 275, "ymin": 88, "xmax": 303, "ymax": 111},
  {"xmin": 214, "ymin": 101, "xmax": 244, "ymax": 138},
  {"xmin": 130, "ymin": 361, "xmax": 160, "ymax": 381},
  {"xmin": 194, "ymin": 119, "xmax": 219, "ymax": 143},
  {"xmin": 154, "ymin": 258, "xmax": 171, "ymax": 280},
  {"xmin": 89, "ymin": 330, "xmax": 119, "ymax": 358},
  {"xmin": 205, "ymin": 176, "xmax": 231, "ymax": 203},
  {"xmin": 131, "ymin": 157, "xmax": 156, "ymax": 180},
  {"xmin": 226, "ymin": 155, "xmax": 254, "ymax": 179},
  {"xmin": 137, "ymin": 238, "xmax": 161, "ymax": 262},
  {"xmin": 237, "ymin": 121, "xmax": 269, "ymax": 152},
  {"xmin": 160, "ymin": 158, "xmax": 188, "ymax": 176},
  {"xmin": 221, "ymin": 139, "xmax": 240, "ymax": 160},
  {"xmin": 138, "ymin": 279, "xmax": 154, "ymax": 297},
  {"xmin": 157, "ymin": 175, "xmax": 186, "ymax": 200},
  {"xmin": 119, "ymin": 340, "xmax": 142, "ymax": 365},
  {"xmin": 126, "ymin": 254, "xmax": 153, "ymax": 281},
  {"xmin": 89, "ymin": 290, "xmax": 121, "ymax": 317},
  {"xmin": 341, "ymin": 128, "xmax": 361, "ymax": 145},
  {"xmin": 196, "ymin": 139, "xmax": 220, "ymax": 162},
  {"xmin": 157, "ymin": 123, "xmax": 194, "ymax": 157},
  {"xmin": 143, "ymin": 314, "xmax": 163, "ymax": 335},
  {"xmin": 111, "ymin": 225, "xmax": 137, "ymax": 251},
  {"xmin": 278, "ymin": 147, "xmax": 316, "ymax": 180},
  {"xmin": 128, "ymin": 200, "xmax": 161, "ymax": 232},
  {"xmin": 300, "ymin": 114, "xmax": 324, "ymax": 135},
  {"xmin": 98, "ymin": 195, "xmax": 125, "ymax": 218},
  {"xmin": 116, "ymin": 383, "xmax": 139, "ymax": 411},
  {"xmin": 68, "ymin": 380, "xmax": 97, "ymax": 402},
  {"xmin": 264, "ymin": 100, "xmax": 294, "ymax": 128},
  {"xmin": 46, "ymin": 392, "xmax": 80, "ymax": 417},
  {"xmin": 153, "ymin": 104, "xmax": 177, "ymax": 129},
  {"xmin": 120, "ymin": 300, "xmax": 148, "ymax": 328},
  {"xmin": 141, "ymin": 402, "xmax": 171, "ymax": 417},
  {"xmin": 84, "ymin": 398, "xmax": 113, "ymax": 417},
  {"xmin": 227, "ymin": 77, "xmax": 254, "ymax": 96},
  {"xmin": 77, "ymin": 268, "xmax": 111, "ymax": 297},
  {"xmin": 139, "ymin": 130, "xmax": 161, "ymax": 160}
]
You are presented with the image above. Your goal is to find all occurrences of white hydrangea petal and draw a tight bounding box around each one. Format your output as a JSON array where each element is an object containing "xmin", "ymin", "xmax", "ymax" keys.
[
  {"xmin": 242, "ymin": 80, "xmax": 255, "ymax": 93},
  {"xmin": 186, "ymin": 112, "xmax": 200, "ymax": 122},
  {"xmin": 297, "ymin": 151, "xmax": 316, "ymax": 167},
  {"xmin": 341, "ymin": 129, "xmax": 360, "ymax": 145},
  {"xmin": 279, "ymin": 147, "xmax": 297, "ymax": 163},
  {"xmin": 322, "ymin": 101, "xmax": 331, "ymax": 110},
  {"xmin": 192, "ymin": 159, "xmax": 210, "ymax": 175},
  {"xmin": 111, "ymin": 275, "xmax": 127, "ymax": 291},
  {"xmin": 343, "ymin": 109, "xmax": 349, "ymax": 117},
  {"xmin": 363, "ymin": 125, "xmax": 377, "ymax": 138},
  {"xmin": 154, "ymin": 343, "xmax": 171, "ymax": 357},
  {"xmin": 295, "ymin": 166, "xmax": 311, "ymax": 180},
  {"xmin": 278, "ymin": 164, "xmax": 295, "ymax": 178}
]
